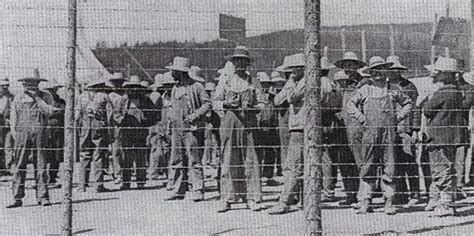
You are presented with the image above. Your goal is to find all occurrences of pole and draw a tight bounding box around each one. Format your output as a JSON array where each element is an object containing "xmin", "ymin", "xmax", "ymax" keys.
[
  {"xmin": 304, "ymin": 0, "xmax": 322, "ymax": 235},
  {"xmin": 471, "ymin": 0, "xmax": 474, "ymax": 73},
  {"xmin": 340, "ymin": 28, "xmax": 346, "ymax": 57},
  {"xmin": 361, "ymin": 30, "xmax": 367, "ymax": 63},
  {"xmin": 389, "ymin": 24, "xmax": 395, "ymax": 56},
  {"xmin": 61, "ymin": 0, "xmax": 77, "ymax": 235},
  {"xmin": 431, "ymin": 13, "xmax": 438, "ymax": 66}
]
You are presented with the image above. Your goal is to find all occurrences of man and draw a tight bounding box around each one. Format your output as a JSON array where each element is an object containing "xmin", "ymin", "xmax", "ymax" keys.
[
  {"xmin": 348, "ymin": 56, "xmax": 413, "ymax": 215},
  {"xmin": 107, "ymin": 72, "xmax": 128, "ymax": 185},
  {"xmin": 271, "ymin": 69, "xmax": 290, "ymax": 177},
  {"xmin": 333, "ymin": 52, "xmax": 367, "ymax": 206},
  {"xmin": 7, "ymin": 69, "xmax": 60, "ymax": 208},
  {"xmin": 421, "ymin": 57, "xmax": 464, "ymax": 217},
  {"xmin": 120, "ymin": 76, "xmax": 156, "ymax": 190},
  {"xmin": 165, "ymin": 57, "xmax": 211, "ymax": 201},
  {"xmin": 268, "ymin": 53, "xmax": 308, "ymax": 214},
  {"xmin": 43, "ymin": 81, "xmax": 65, "ymax": 188},
  {"xmin": 386, "ymin": 56, "xmax": 421, "ymax": 207},
  {"xmin": 454, "ymin": 72, "xmax": 470, "ymax": 199},
  {"xmin": 255, "ymin": 72, "xmax": 280, "ymax": 186},
  {"xmin": 203, "ymin": 82, "xmax": 221, "ymax": 169},
  {"xmin": 147, "ymin": 74, "xmax": 175, "ymax": 185},
  {"xmin": 77, "ymin": 79, "xmax": 111, "ymax": 193},
  {"xmin": 0, "ymin": 77, "xmax": 13, "ymax": 176}
]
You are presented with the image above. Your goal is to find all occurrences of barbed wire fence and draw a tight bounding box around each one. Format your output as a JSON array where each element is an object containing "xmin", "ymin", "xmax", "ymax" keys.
[{"xmin": 0, "ymin": 0, "xmax": 473, "ymax": 235}]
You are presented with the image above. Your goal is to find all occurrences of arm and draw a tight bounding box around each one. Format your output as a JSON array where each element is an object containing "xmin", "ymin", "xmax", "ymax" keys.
[
  {"xmin": 395, "ymin": 90, "xmax": 413, "ymax": 122},
  {"xmin": 287, "ymin": 77, "xmax": 304, "ymax": 104},
  {"xmin": 274, "ymin": 83, "xmax": 290, "ymax": 106},
  {"xmin": 187, "ymin": 83, "xmax": 212, "ymax": 122},
  {"xmin": 422, "ymin": 89, "xmax": 444, "ymax": 119},
  {"xmin": 347, "ymin": 85, "xmax": 367, "ymax": 124},
  {"xmin": 9, "ymin": 98, "xmax": 17, "ymax": 140}
]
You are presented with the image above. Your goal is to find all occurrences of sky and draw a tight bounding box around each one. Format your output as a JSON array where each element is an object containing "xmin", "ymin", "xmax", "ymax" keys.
[{"xmin": 0, "ymin": 0, "xmax": 471, "ymax": 83}]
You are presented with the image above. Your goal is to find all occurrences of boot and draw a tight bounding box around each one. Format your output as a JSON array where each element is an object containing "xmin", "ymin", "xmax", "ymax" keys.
[
  {"xmin": 268, "ymin": 202, "xmax": 290, "ymax": 215},
  {"xmin": 6, "ymin": 200, "xmax": 23, "ymax": 209},
  {"xmin": 339, "ymin": 194, "xmax": 358, "ymax": 206},
  {"xmin": 384, "ymin": 197, "xmax": 396, "ymax": 215},
  {"xmin": 356, "ymin": 199, "xmax": 373, "ymax": 214},
  {"xmin": 425, "ymin": 198, "xmax": 439, "ymax": 212},
  {"xmin": 217, "ymin": 202, "xmax": 231, "ymax": 213},
  {"xmin": 247, "ymin": 200, "xmax": 262, "ymax": 212},
  {"xmin": 430, "ymin": 204, "xmax": 455, "ymax": 217}
]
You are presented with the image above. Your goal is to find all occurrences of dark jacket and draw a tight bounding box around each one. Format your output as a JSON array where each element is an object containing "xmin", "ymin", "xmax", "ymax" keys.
[{"xmin": 423, "ymin": 84, "xmax": 464, "ymax": 147}]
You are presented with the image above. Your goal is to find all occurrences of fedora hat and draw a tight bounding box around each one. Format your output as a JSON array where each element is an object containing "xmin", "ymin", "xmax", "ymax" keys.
[
  {"xmin": 276, "ymin": 56, "xmax": 293, "ymax": 72},
  {"xmin": 366, "ymin": 56, "xmax": 394, "ymax": 71},
  {"xmin": 257, "ymin": 72, "xmax": 272, "ymax": 83},
  {"xmin": 227, "ymin": 46, "xmax": 253, "ymax": 61},
  {"xmin": 109, "ymin": 72, "xmax": 127, "ymax": 82},
  {"xmin": 271, "ymin": 71, "xmax": 286, "ymax": 83},
  {"xmin": 334, "ymin": 71, "xmax": 350, "ymax": 81},
  {"xmin": 123, "ymin": 75, "xmax": 147, "ymax": 90},
  {"xmin": 0, "ymin": 77, "xmax": 10, "ymax": 86},
  {"xmin": 189, "ymin": 66, "xmax": 206, "ymax": 83},
  {"xmin": 386, "ymin": 56, "xmax": 408, "ymax": 71},
  {"xmin": 283, "ymin": 53, "xmax": 305, "ymax": 69},
  {"xmin": 424, "ymin": 57, "xmax": 459, "ymax": 73},
  {"xmin": 321, "ymin": 57, "xmax": 336, "ymax": 70},
  {"xmin": 166, "ymin": 57, "xmax": 191, "ymax": 72},
  {"xmin": 335, "ymin": 52, "xmax": 366, "ymax": 70},
  {"xmin": 86, "ymin": 79, "xmax": 111, "ymax": 90},
  {"xmin": 18, "ymin": 68, "xmax": 48, "ymax": 83}
]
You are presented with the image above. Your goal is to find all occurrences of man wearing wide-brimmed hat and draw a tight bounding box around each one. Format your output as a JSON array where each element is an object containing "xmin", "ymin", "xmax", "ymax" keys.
[
  {"xmin": 107, "ymin": 72, "xmax": 128, "ymax": 185},
  {"xmin": 0, "ymin": 77, "xmax": 13, "ymax": 176},
  {"xmin": 165, "ymin": 57, "xmax": 211, "ymax": 201},
  {"xmin": 420, "ymin": 57, "xmax": 464, "ymax": 217},
  {"xmin": 347, "ymin": 56, "xmax": 413, "ymax": 215},
  {"xmin": 268, "ymin": 52, "xmax": 313, "ymax": 214},
  {"xmin": 7, "ymin": 69, "xmax": 60, "ymax": 208},
  {"xmin": 385, "ymin": 56, "xmax": 422, "ymax": 207},
  {"xmin": 118, "ymin": 76, "xmax": 156, "ymax": 190},
  {"xmin": 41, "ymin": 81, "xmax": 66, "ymax": 188},
  {"xmin": 214, "ymin": 45, "xmax": 267, "ymax": 213},
  {"xmin": 77, "ymin": 79, "xmax": 112, "ymax": 193},
  {"xmin": 147, "ymin": 74, "xmax": 175, "ymax": 185}
]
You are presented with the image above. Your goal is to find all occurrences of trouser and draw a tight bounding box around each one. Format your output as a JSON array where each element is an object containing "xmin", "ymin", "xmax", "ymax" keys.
[
  {"xmin": 323, "ymin": 143, "xmax": 360, "ymax": 198},
  {"xmin": 111, "ymin": 138, "xmax": 124, "ymax": 181},
  {"xmin": 420, "ymin": 143, "xmax": 432, "ymax": 193},
  {"xmin": 357, "ymin": 127, "xmax": 396, "ymax": 201},
  {"xmin": 428, "ymin": 145, "xmax": 456, "ymax": 204},
  {"xmin": 256, "ymin": 130, "xmax": 279, "ymax": 179},
  {"xmin": 79, "ymin": 136, "xmax": 108, "ymax": 189},
  {"xmin": 122, "ymin": 145, "xmax": 147, "ymax": 186},
  {"xmin": 279, "ymin": 131, "xmax": 304, "ymax": 204},
  {"xmin": 148, "ymin": 140, "xmax": 169, "ymax": 178},
  {"xmin": 455, "ymin": 146, "xmax": 468, "ymax": 188},
  {"xmin": 395, "ymin": 133, "xmax": 420, "ymax": 201},
  {"xmin": 0, "ymin": 135, "xmax": 6, "ymax": 176},
  {"xmin": 278, "ymin": 126, "xmax": 290, "ymax": 174},
  {"xmin": 12, "ymin": 133, "xmax": 49, "ymax": 201},
  {"xmin": 4, "ymin": 131, "xmax": 13, "ymax": 175},
  {"xmin": 169, "ymin": 129, "xmax": 204, "ymax": 196},
  {"xmin": 203, "ymin": 130, "xmax": 220, "ymax": 167}
]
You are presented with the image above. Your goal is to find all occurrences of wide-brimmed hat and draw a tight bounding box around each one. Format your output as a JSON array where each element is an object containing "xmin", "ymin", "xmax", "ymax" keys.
[
  {"xmin": 424, "ymin": 57, "xmax": 460, "ymax": 73},
  {"xmin": 166, "ymin": 57, "xmax": 191, "ymax": 72},
  {"xmin": 283, "ymin": 53, "xmax": 305, "ymax": 69},
  {"xmin": 386, "ymin": 56, "xmax": 408, "ymax": 71},
  {"xmin": 366, "ymin": 56, "xmax": 394, "ymax": 71},
  {"xmin": 271, "ymin": 71, "xmax": 286, "ymax": 83},
  {"xmin": 189, "ymin": 66, "xmax": 206, "ymax": 83},
  {"xmin": 321, "ymin": 57, "xmax": 336, "ymax": 70},
  {"xmin": 257, "ymin": 72, "xmax": 272, "ymax": 83},
  {"xmin": 226, "ymin": 46, "xmax": 253, "ymax": 61},
  {"xmin": 18, "ymin": 68, "xmax": 48, "ymax": 83},
  {"xmin": 153, "ymin": 73, "xmax": 176, "ymax": 87},
  {"xmin": 216, "ymin": 61, "xmax": 235, "ymax": 78},
  {"xmin": 205, "ymin": 82, "xmax": 216, "ymax": 92},
  {"xmin": 276, "ymin": 56, "xmax": 293, "ymax": 72},
  {"xmin": 335, "ymin": 52, "xmax": 366, "ymax": 70},
  {"xmin": 357, "ymin": 67, "xmax": 371, "ymax": 78},
  {"xmin": 86, "ymin": 79, "xmax": 111, "ymax": 90},
  {"xmin": 123, "ymin": 75, "xmax": 147, "ymax": 90},
  {"xmin": 334, "ymin": 71, "xmax": 350, "ymax": 81},
  {"xmin": 108, "ymin": 72, "xmax": 127, "ymax": 82},
  {"xmin": 0, "ymin": 77, "xmax": 10, "ymax": 86}
]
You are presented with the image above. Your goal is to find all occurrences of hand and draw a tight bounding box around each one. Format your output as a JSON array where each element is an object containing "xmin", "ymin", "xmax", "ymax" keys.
[{"xmin": 411, "ymin": 131, "xmax": 419, "ymax": 143}]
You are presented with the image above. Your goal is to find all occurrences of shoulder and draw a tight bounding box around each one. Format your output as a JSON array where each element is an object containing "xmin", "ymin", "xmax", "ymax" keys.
[{"xmin": 13, "ymin": 92, "xmax": 33, "ymax": 103}]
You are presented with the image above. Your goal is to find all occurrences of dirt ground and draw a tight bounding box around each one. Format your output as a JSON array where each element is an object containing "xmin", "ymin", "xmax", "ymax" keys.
[{"xmin": 1, "ymin": 165, "xmax": 474, "ymax": 235}]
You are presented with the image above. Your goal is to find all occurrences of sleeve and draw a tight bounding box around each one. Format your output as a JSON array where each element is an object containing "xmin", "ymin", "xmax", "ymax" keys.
[
  {"xmin": 347, "ymin": 85, "xmax": 367, "ymax": 124},
  {"xmin": 287, "ymin": 78, "xmax": 304, "ymax": 104},
  {"xmin": 9, "ymin": 98, "xmax": 18, "ymax": 140},
  {"xmin": 395, "ymin": 90, "xmax": 413, "ymax": 122},
  {"xmin": 188, "ymin": 83, "xmax": 212, "ymax": 122},
  {"xmin": 274, "ymin": 82, "xmax": 290, "ymax": 106},
  {"xmin": 37, "ymin": 97, "xmax": 59, "ymax": 117},
  {"xmin": 423, "ymin": 89, "xmax": 444, "ymax": 119}
]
